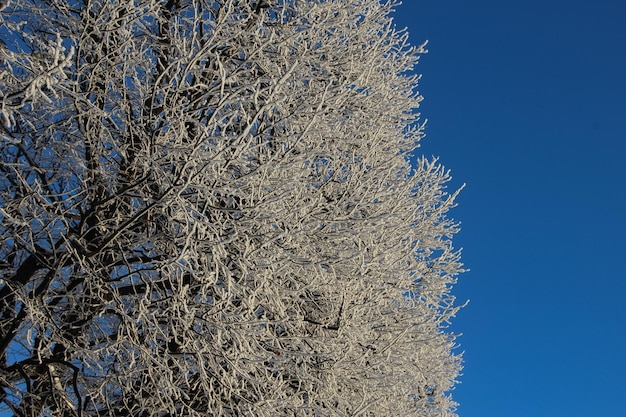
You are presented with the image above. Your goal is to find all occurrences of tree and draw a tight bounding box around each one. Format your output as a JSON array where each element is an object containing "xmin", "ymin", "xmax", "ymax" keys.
[{"xmin": 0, "ymin": 0, "xmax": 463, "ymax": 415}]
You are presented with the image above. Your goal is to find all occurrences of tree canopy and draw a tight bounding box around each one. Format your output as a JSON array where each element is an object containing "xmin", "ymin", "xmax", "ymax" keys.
[{"xmin": 0, "ymin": 0, "xmax": 464, "ymax": 415}]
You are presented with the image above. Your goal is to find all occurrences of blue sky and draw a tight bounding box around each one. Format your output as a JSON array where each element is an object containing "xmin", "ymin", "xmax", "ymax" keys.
[
  {"xmin": 1, "ymin": 3, "xmax": 623, "ymax": 417},
  {"xmin": 394, "ymin": 1, "xmax": 626, "ymax": 416}
]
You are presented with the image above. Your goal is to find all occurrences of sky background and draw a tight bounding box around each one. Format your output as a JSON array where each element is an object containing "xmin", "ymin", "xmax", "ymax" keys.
[
  {"xmin": 1, "ymin": 3, "xmax": 623, "ymax": 417},
  {"xmin": 394, "ymin": 1, "xmax": 626, "ymax": 416}
]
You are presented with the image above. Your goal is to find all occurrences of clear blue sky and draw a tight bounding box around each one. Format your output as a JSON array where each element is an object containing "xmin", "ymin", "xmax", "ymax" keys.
[
  {"xmin": 394, "ymin": 1, "xmax": 626, "ymax": 416},
  {"xmin": 2, "ymin": 3, "xmax": 623, "ymax": 417}
]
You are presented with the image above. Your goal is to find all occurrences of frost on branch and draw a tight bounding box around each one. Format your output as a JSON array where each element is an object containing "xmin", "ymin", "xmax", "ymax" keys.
[{"xmin": 0, "ymin": 0, "xmax": 464, "ymax": 416}]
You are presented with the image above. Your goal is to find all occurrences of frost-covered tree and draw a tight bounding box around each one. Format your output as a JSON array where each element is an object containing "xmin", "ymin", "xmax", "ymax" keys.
[{"xmin": 0, "ymin": 0, "xmax": 463, "ymax": 415}]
